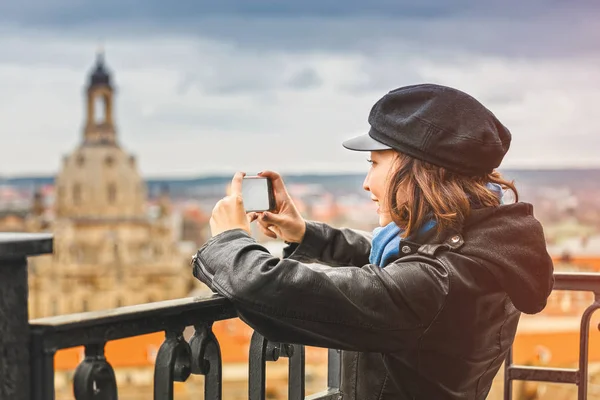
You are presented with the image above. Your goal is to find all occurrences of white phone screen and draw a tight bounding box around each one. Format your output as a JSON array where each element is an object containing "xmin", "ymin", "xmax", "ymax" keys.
[{"xmin": 242, "ymin": 177, "xmax": 271, "ymax": 212}]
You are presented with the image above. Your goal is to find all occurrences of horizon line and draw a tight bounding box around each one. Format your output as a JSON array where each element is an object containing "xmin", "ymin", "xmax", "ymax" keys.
[{"xmin": 2, "ymin": 165, "xmax": 600, "ymax": 181}]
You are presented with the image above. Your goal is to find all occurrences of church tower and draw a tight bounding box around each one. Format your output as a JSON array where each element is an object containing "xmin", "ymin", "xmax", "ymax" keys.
[
  {"xmin": 54, "ymin": 50, "xmax": 146, "ymax": 219},
  {"xmin": 28, "ymin": 51, "xmax": 193, "ymax": 319},
  {"xmin": 84, "ymin": 50, "xmax": 116, "ymax": 145}
]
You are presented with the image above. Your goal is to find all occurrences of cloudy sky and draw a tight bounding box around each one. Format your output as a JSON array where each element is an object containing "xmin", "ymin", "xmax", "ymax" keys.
[{"xmin": 1, "ymin": 1, "xmax": 599, "ymax": 177}]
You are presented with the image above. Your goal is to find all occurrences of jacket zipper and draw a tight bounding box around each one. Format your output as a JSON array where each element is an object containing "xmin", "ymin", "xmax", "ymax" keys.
[{"xmin": 191, "ymin": 253, "xmax": 214, "ymax": 284}]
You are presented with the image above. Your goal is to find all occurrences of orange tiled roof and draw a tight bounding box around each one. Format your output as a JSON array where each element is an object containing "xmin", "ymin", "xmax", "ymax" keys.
[{"xmin": 552, "ymin": 256, "xmax": 600, "ymax": 271}]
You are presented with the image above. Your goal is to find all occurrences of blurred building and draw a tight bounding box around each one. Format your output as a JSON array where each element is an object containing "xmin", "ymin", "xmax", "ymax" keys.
[
  {"xmin": 179, "ymin": 204, "xmax": 211, "ymax": 247},
  {"xmin": 0, "ymin": 206, "xmax": 29, "ymax": 231},
  {"xmin": 17, "ymin": 51, "xmax": 202, "ymax": 399},
  {"xmin": 0, "ymin": 185, "xmax": 49, "ymax": 231},
  {"xmin": 27, "ymin": 51, "xmax": 194, "ymax": 319}
]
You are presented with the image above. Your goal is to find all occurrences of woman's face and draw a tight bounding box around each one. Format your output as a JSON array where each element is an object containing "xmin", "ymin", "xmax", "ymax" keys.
[{"xmin": 363, "ymin": 150, "xmax": 399, "ymax": 227}]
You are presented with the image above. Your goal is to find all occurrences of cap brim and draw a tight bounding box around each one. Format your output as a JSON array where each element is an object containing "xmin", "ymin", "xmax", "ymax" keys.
[{"xmin": 342, "ymin": 133, "xmax": 392, "ymax": 152}]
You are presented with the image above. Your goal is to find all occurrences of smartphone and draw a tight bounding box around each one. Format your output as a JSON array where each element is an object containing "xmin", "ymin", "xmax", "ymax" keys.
[{"xmin": 242, "ymin": 176, "xmax": 276, "ymax": 212}]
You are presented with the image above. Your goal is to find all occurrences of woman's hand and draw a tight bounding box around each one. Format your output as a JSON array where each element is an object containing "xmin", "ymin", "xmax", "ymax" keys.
[
  {"xmin": 209, "ymin": 172, "xmax": 252, "ymax": 237},
  {"xmin": 249, "ymin": 170, "xmax": 306, "ymax": 243}
]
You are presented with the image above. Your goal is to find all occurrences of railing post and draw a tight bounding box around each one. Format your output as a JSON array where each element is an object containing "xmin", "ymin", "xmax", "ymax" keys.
[
  {"xmin": 154, "ymin": 328, "xmax": 192, "ymax": 400},
  {"xmin": 73, "ymin": 342, "xmax": 118, "ymax": 400},
  {"xmin": 327, "ymin": 349, "xmax": 341, "ymax": 390},
  {"xmin": 190, "ymin": 323, "xmax": 223, "ymax": 400},
  {"xmin": 0, "ymin": 233, "xmax": 52, "ymax": 400},
  {"xmin": 249, "ymin": 331, "xmax": 306, "ymax": 400},
  {"xmin": 504, "ymin": 347, "xmax": 513, "ymax": 400}
]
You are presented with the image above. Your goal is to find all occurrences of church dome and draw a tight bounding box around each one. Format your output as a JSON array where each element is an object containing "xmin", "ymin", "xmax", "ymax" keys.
[{"xmin": 55, "ymin": 145, "xmax": 147, "ymax": 219}]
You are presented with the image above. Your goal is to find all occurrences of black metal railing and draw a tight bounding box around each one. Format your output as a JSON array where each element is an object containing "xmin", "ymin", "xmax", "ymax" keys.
[
  {"xmin": 29, "ymin": 294, "xmax": 341, "ymax": 400},
  {"xmin": 1, "ymin": 233, "xmax": 600, "ymax": 399},
  {"xmin": 0, "ymin": 233, "xmax": 342, "ymax": 400},
  {"xmin": 504, "ymin": 272, "xmax": 600, "ymax": 400}
]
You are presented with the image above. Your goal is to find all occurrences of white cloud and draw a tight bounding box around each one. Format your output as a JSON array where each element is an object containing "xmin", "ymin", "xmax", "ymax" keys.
[{"xmin": 0, "ymin": 13, "xmax": 599, "ymax": 177}]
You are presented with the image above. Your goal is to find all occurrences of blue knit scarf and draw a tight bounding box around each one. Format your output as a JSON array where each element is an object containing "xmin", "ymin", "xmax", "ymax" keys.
[
  {"xmin": 369, "ymin": 183, "xmax": 504, "ymax": 267},
  {"xmin": 369, "ymin": 220, "xmax": 435, "ymax": 267}
]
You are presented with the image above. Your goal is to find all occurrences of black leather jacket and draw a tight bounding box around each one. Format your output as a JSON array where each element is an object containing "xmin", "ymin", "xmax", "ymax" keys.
[{"xmin": 192, "ymin": 203, "xmax": 554, "ymax": 399}]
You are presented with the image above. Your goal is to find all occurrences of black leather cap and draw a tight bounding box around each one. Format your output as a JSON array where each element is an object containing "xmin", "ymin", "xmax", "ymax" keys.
[{"xmin": 342, "ymin": 84, "xmax": 511, "ymax": 176}]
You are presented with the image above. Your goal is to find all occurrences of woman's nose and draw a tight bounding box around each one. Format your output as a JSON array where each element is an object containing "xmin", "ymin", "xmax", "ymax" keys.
[{"xmin": 363, "ymin": 173, "xmax": 371, "ymax": 192}]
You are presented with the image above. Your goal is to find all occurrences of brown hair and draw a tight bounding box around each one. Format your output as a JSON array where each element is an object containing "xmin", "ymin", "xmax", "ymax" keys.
[{"xmin": 386, "ymin": 152, "xmax": 518, "ymax": 238}]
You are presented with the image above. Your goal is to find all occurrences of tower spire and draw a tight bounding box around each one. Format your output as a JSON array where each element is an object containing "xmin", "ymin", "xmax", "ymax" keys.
[
  {"xmin": 96, "ymin": 44, "xmax": 105, "ymax": 66},
  {"xmin": 84, "ymin": 49, "xmax": 116, "ymax": 145}
]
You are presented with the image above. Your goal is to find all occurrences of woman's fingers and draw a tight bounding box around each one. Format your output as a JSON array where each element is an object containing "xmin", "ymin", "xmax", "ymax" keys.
[
  {"xmin": 257, "ymin": 170, "xmax": 285, "ymax": 191},
  {"xmin": 257, "ymin": 170, "xmax": 291, "ymax": 204},
  {"xmin": 229, "ymin": 171, "xmax": 245, "ymax": 196},
  {"xmin": 253, "ymin": 203, "xmax": 304, "ymax": 243},
  {"xmin": 257, "ymin": 221, "xmax": 278, "ymax": 239},
  {"xmin": 256, "ymin": 214, "xmax": 282, "ymax": 238},
  {"xmin": 248, "ymin": 212, "xmax": 276, "ymax": 238},
  {"xmin": 261, "ymin": 211, "xmax": 286, "ymax": 225},
  {"xmin": 247, "ymin": 212, "xmax": 259, "ymax": 223}
]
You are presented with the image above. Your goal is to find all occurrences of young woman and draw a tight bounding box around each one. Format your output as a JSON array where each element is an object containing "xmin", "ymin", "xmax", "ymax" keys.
[{"xmin": 192, "ymin": 84, "xmax": 555, "ymax": 400}]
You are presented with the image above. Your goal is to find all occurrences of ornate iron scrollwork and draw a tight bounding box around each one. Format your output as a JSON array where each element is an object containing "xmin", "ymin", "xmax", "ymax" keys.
[
  {"xmin": 153, "ymin": 328, "xmax": 192, "ymax": 400},
  {"xmin": 249, "ymin": 331, "xmax": 305, "ymax": 400},
  {"xmin": 73, "ymin": 342, "xmax": 118, "ymax": 400},
  {"xmin": 190, "ymin": 322, "xmax": 223, "ymax": 400}
]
